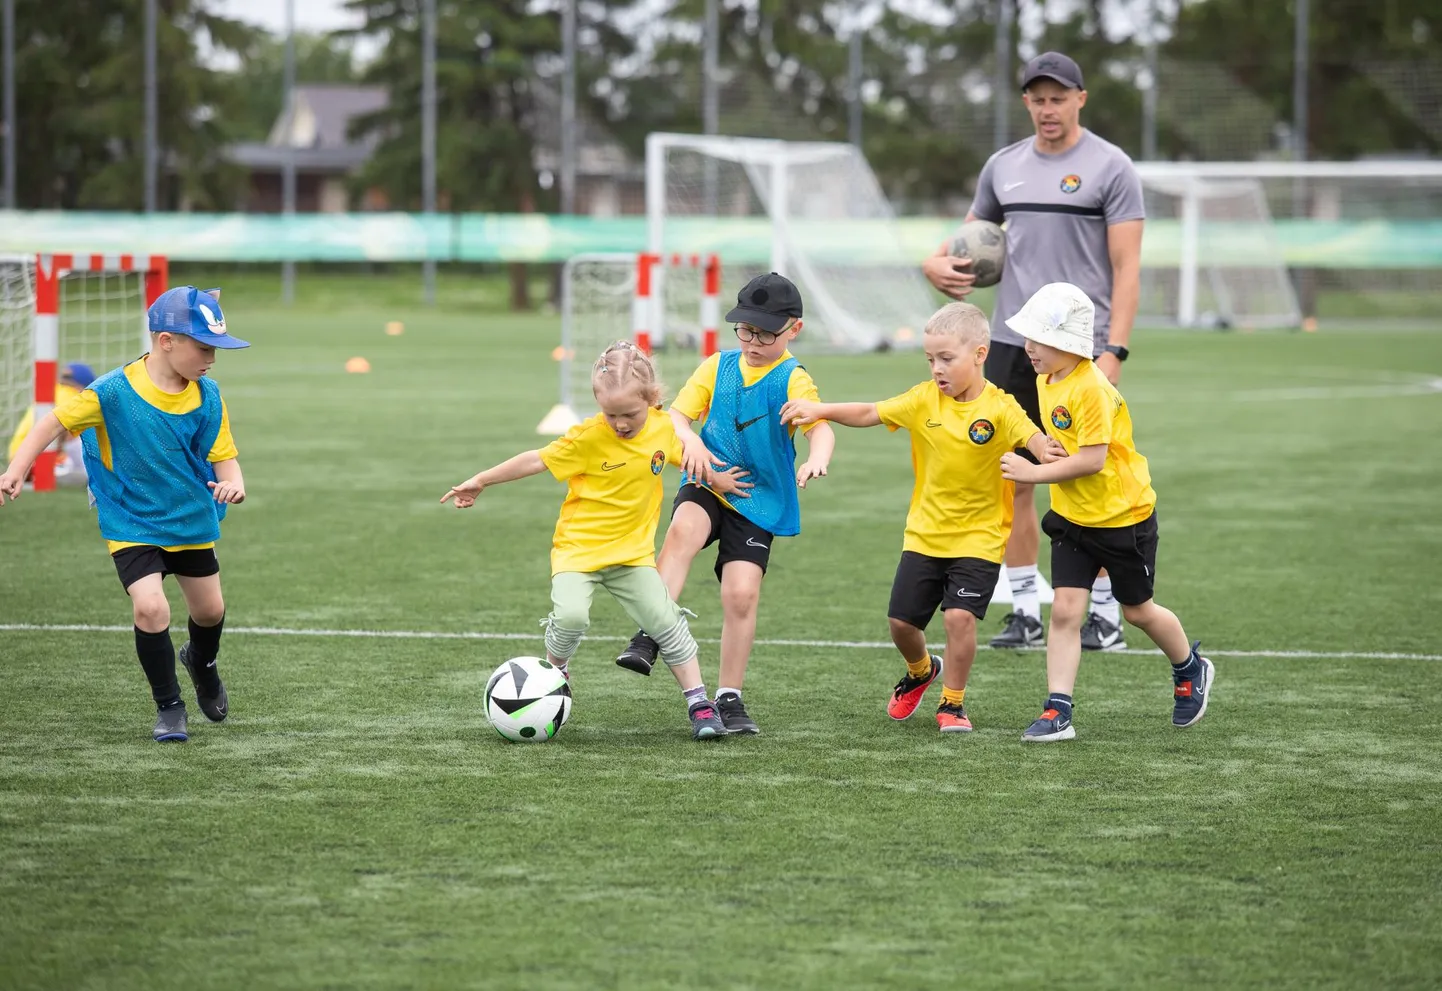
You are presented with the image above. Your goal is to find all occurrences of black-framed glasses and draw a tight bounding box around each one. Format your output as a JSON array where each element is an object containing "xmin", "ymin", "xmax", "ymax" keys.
[{"xmin": 735, "ymin": 325, "xmax": 779, "ymax": 345}]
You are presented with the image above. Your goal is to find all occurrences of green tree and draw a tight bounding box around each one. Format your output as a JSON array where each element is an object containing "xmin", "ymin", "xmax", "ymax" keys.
[
  {"xmin": 230, "ymin": 31, "xmax": 361, "ymax": 143},
  {"xmin": 10, "ymin": 0, "xmax": 261, "ymax": 210}
]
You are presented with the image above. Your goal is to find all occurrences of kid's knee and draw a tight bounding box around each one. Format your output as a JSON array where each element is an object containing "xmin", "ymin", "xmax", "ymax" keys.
[
  {"xmin": 889, "ymin": 616, "xmax": 921, "ymax": 639},
  {"xmin": 190, "ymin": 595, "xmax": 225, "ymax": 627},
  {"xmin": 547, "ymin": 604, "xmax": 591, "ymax": 634},
  {"xmin": 943, "ymin": 608, "xmax": 977, "ymax": 636},
  {"xmin": 720, "ymin": 583, "xmax": 759, "ymax": 621},
  {"xmin": 1120, "ymin": 600, "xmax": 1154, "ymax": 626},
  {"xmin": 132, "ymin": 595, "xmax": 171, "ymax": 633},
  {"xmin": 1049, "ymin": 592, "xmax": 1089, "ymax": 630}
]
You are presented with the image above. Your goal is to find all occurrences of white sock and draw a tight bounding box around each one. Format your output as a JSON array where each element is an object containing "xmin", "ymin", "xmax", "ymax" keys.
[
  {"xmin": 1008, "ymin": 565, "xmax": 1041, "ymax": 622},
  {"xmin": 1090, "ymin": 576, "xmax": 1121, "ymax": 626},
  {"xmin": 717, "ymin": 686, "xmax": 742, "ymax": 700}
]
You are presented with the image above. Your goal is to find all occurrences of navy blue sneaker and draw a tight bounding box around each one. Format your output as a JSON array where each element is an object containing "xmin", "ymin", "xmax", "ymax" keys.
[
  {"xmin": 688, "ymin": 700, "xmax": 726, "ymax": 740},
  {"xmin": 1172, "ymin": 644, "xmax": 1214, "ymax": 728},
  {"xmin": 1021, "ymin": 706, "xmax": 1075, "ymax": 743},
  {"xmin": 153, "ymin": 703, "xmax": 189, "ymax": 743}
]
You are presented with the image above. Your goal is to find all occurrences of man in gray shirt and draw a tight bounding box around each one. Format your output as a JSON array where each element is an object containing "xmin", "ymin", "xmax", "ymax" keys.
[{"xmin": 923, "ymin": 51, "xmax": 1145, "ymax": 653}]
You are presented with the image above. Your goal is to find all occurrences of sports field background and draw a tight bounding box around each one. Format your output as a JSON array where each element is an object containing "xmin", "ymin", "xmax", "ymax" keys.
[{"xmin": 2, "ymin": 271, "xmax": 1440, "ymax": 989}]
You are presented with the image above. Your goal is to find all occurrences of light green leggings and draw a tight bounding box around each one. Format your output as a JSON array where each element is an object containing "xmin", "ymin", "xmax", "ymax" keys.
[{"xmin": 545, "ymin": 566, "xmax": 698, "ymax": 666}]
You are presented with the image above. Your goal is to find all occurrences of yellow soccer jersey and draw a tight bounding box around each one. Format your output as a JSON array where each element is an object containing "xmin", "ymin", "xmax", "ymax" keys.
[
  {"xmin": 876, "ymin": 380, "xmax": 1041, "ymax": 561},
  {"xmin": 8, "ymin": 382, "xmax": 82, "ymax": 461},
  {"xmin": 672, "ymin": 350, "xmax": 820, "ymax": 431},
  {"xmin": 1038, "ymin": 359, "xmax": 1156, "ymax": 528},
  {"xmin": 538, "ymin": 407, "xmax": 684, "ymax": 575},
  {"xmin": 54, "ymin": 358, "xmax": 239, "ymax": 553}
]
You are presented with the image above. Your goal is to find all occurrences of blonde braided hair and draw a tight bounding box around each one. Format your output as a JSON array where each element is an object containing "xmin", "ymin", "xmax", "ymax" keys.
[{"xmin": 592, "ymin": 340, "xmax": 665, "ymax": 408}]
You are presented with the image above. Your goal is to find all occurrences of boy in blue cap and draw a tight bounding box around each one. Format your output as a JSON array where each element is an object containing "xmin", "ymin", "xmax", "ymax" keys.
[{"xmin": 1, "ymin": 287, "xmax": 250, "ymax": 743}]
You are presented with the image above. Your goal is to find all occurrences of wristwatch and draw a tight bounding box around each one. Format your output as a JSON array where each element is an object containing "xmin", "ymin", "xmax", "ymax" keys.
[{"xmin": 1102, "ymin": 344, "xmax": 1129, "ymax": 361}]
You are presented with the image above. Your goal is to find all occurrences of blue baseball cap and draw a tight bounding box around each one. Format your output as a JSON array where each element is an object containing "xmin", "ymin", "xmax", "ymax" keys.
[
  {"xmin": 63, "ymin": 363, "xmax": 96, "ymax": 387},
  {"xmin": 146, "ymin": 286, "xmax": 250, "ymax": 349}
]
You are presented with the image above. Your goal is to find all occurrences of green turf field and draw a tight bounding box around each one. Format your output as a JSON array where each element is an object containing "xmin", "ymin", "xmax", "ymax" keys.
[{"xmin": 2, "ymin": 282, "xmax": 1441, "ymax": 989}]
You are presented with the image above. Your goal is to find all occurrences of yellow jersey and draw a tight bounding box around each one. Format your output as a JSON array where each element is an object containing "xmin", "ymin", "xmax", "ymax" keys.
[
  {"xmin": 538, "ymin": 408, "xmax": 684, "ymax": 575},
  {"xmin": 876, "ymin": 380, "xmax": 1041, "ymax": 562},
  {"xmin": 8, "ymin": 383, "xmax": 82, "ymax": 461},
  {"xmin": 54, "ymin": 358, "xmax": 239, "ymax": 553},
  {"xmin": 1038, "ymin": 359, "xmax": 1156, "ymax": 528}
]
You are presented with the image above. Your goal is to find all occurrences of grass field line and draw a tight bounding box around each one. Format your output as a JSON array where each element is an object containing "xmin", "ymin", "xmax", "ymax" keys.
[{"xmin": 3, "ymin": 622, "xmax": 1438, "ymax": 662}]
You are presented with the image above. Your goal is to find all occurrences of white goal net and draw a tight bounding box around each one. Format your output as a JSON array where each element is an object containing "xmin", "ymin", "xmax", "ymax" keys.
[
  {"xmin": 646, "ymin": 132, "xmax": 937, "ymax": 352},
  {"xmin": 0, "ymin": 256, "xmax": 35, "ymax": 445}
]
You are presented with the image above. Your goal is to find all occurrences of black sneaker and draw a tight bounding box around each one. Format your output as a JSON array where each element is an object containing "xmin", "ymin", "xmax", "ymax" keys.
[
  {"xmin": 1080, "ymin": 613, "xmax": 1127, "ymax": 652},
  {"xmin": 616, "ymin": 630, "xmax": 659, "ymax": 676},
  {"xmin": 153, "ymin": 702, "xmax": 189, "ymax": 743},
  {"xmin": 688, "ymin": 700, "xmax": 726, "ymax": 740},
  {"xmin": 179, "ymin": 641, "xmax": 229, "ymax": 722},
  {"xmin": 989, "ymin": 611, "xmax": 1045, "ymax": 649},
  {"xmin": 715, "ymin": 692, "xmax": 759, "ymax": 735}
]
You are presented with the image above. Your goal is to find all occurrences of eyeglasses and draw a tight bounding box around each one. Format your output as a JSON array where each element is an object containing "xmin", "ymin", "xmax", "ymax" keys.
[{"xmin": 735, "ymin": 325, "xmax": 780, "ymax": 345}]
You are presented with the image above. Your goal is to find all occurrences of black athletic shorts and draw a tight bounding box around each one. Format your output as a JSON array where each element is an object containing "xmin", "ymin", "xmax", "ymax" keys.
[
  {"xmin": 1043, "ymin": 509, "xmax": 1159, "ymax": 606},
  {"xmin": 887, "ymin": 551, "xmax": 1001, "ymax": 628},
  {"xmin": 984, "ymin": 341, "xmax": 1043, "ymax": 463},
  {"xmin": 112, "ymin": 545, "xmax": 220, "ymax": 591},
  {"xmin": 673, "ymin": 483, "xmax": 775, "ymax": 581}
]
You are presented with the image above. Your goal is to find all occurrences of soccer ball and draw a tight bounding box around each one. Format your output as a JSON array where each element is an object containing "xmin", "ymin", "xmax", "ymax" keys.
[
  {"xmin": 948, "ymin": 219, "xmax": 1007, "ymax": 289},
  {"xmin": 484, "ymin": 656, "xmax": 573, "ymax": 743}
]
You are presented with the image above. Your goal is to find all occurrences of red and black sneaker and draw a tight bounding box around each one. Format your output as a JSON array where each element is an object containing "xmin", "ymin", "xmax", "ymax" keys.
[
  {"xmin": 887, "ymin": 654, "xmax": 942, "ymax": 720},
  {"xmin": 936, "ymin": 702, "xmax": 973, "ymax": 733}
]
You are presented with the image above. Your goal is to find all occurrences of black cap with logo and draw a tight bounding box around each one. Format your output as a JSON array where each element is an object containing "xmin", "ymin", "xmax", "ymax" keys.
[
  {"xmin": 1020, "ymin": 51, "xmax": 1085, "ymax": 91},
  {"xmin": 725, "ymin": 272, "xmax": 804, "ymax": 333}
]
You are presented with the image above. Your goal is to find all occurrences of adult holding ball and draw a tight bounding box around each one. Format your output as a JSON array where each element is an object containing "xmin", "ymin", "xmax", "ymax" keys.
[{"xmin": 923, "ymin": 51, "xmax": 1145, "ymax": 653}]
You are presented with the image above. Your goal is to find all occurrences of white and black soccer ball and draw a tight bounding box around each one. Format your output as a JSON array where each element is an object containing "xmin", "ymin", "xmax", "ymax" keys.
[
  {"xmin": 484, "ymin": 656, "xmax": 572, "ymax": 743},
  {"xmin": 948, "ymin": 219, "xmax": 1007, "ymax": 289}
]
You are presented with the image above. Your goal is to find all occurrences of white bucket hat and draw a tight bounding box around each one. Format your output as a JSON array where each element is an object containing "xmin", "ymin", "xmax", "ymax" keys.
[{"xmin": 1004, "ymin": 282, "xmax": 1095, "ymax": 358}]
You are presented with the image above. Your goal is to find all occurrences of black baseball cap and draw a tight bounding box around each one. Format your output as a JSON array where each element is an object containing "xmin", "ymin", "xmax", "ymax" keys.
[
  {"xmin": 725, "ymin": 272, "xmax": 803, "ymax": 333},
  {"xmin": 1020, "ymin": 51, "xmax": 1084, "ymax": 91}
]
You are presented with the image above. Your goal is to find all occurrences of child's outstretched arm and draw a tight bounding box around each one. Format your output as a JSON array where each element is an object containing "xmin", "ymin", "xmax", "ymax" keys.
[
  {"xmin": 1022, "ymin": 431, "xmax": 1069, "ymax": 464},
  {"xmin": 796, "ymin": 420, "xmax": 835, "ymax": 489},
  {"xmin": 780, "ymin": 399, "xmax": 882, "ymax": 428},
  {"xmin": 208, "ymin": 458, "xmax": 246, "ymax": 505},
  {"xmin": 668, "ymin": 408, "xmax": 718, "ymax": 482},
  {"xmin": 0, "ymin": 413, "xmax": 69, "ymax": 505},
  {"xmin": 1001, "ymin": 444, "xmax": 1106, "ymax": 484},
  {"xmin": 441, "ymin": 450, "xmax": 547, "ymax": 509}
]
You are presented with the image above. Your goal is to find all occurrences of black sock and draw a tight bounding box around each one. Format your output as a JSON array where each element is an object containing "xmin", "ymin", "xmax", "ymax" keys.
[
  {"xmin": 135, "ymin": 627, "xmax": 180, "ymax": 707},
  {"xmin": 188, "ymin": 613, "xmax": 225, "ymax": 690},
  {"xmin": 1046, "ymin": 693, "xmax": 1074, "ymax": 720}
]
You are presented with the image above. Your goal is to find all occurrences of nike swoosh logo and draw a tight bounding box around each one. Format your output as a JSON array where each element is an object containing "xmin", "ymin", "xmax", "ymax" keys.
[
  {"xmin": 206, "ymin": 660, "xmax": 216, "ymax": 668},
  {"xmin": 1003, "ymin": 181, "xmax": 1026, "ymax": 191},
  {"xmin": 745, "ymin": 537, "xmax": 770, "ymax": 549},
  {"xmin": 925, "ymin": 420, "xmax": 942, "ymax": 428},
  {"xmin": 601, "ymin": 462, "xmax": 626, "ymax": 471},
  {"xmin": 956, "ymin": 589, "xmax": 981, "ymax": 597},
  {"xmin": 734, "ymin": 414, "xmax": 767, "ymax": 431}
]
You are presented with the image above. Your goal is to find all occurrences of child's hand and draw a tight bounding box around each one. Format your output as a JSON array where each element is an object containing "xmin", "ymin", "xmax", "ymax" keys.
[
  {"xmin": 441, "ymin": 476, "xmax": 485, "ymax": 509},
  {"xmin": 207, "ymin": 480, "xmax": 246, "ymax": 505},
  {"xmin": 0, "ymin": 468, "xmax": 23, "ymax": 505},
  {"xmin": 796, "ymin": 460, "xmax": 828, "ymax": 488},
  {"xmin": 779, "ymin": 399, "xmax": 823, "ymax": 426},
  {"xmin": 680, "ymin": 437, "xmax": 716, "ymax": 482},
  {"xmin": 708, "ymin": 464, "xmax": 753, "ymax": 498},
  {"xmin": 1039, "ymin": 438, "xmax": 1069, "ymax": 463},
  {"xmin": 1000, "ymin": 452, "xmax": 1040, "ymax": 483}
]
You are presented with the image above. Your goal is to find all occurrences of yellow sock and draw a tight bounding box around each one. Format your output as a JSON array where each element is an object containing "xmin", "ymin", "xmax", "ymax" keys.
[
  {"xmin": 905, "ymin": 654, "xmax": 933, "ymax": 679},
  {"xmin": 940, "ymin": 686, "xmax": 966, "ymax": 708}
]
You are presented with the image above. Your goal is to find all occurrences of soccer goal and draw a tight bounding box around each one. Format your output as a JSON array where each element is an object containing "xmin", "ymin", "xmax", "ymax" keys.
[
  {"xmin": 539, "ymin": 252, "xmax": 721, "ymax": 435},
  {"xmin": 645, "ymin": 132, "xmax": 937, "ymax": 352},
  {"xmin": 0, "ymin": 253, "xmax": 168, "ymax": 490}
]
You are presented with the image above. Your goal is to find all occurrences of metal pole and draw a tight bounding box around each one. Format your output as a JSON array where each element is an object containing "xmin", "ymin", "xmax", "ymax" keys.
[
  {"xmin": 1141, "ymin": 1, "xmax": 1158, "ymax": 161},
  {"xmin": 2, "ymin": 0, "xmax": 14, "ymax": 209},
  {"xmin": 281, "ymin": 0, "xmax": 296, "ymax": 304},
  {"xmin": 422, "ymin": 0, "xmax": 437, "ymax": 305},
  {"xmin": 702, "ymin": 0, "xmax": 719, "ymax": 216},
  {"xmin": 1292, "ymin": 0, "xmax": 1309, "ymax": 164},
  {"xmin": 848, "ymin": 24, "xmax": 862, "ymax": 148},
  {"xmin": 992, "ymin": 0, "xmax": 1013, "ymax": 150},
  {"xmin": 560, "ymin": 0, "xmax": 576, "ymax": 215},
  {"xmin": 144, "ymin": 0, "xmax": 157, "ymax": 211}
]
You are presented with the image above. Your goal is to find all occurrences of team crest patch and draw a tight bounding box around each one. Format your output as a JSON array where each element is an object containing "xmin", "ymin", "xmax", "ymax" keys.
[
  {"xmin": 1051, "ymin": 406, "xmax": 1073, "ymax": 430},
  {"xmin": 1060, "ymin": 174, "xmax": 1082, "ymax": 193},
  {"xmin": 967, "ymin": 419, "xmax": 995, "ymax": 445},
  {"xmin": 650, "ymin": 450, "xmax": 666, "ymax": 475}
]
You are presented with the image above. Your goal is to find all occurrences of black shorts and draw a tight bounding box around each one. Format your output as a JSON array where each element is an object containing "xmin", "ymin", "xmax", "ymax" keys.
[
  {"xmin": 984, "ymin": 341, "xmax": 1043, "ymax": 463},
  {"xmin": 887, "ymin": 551, "xmax": 1001, "ymax": 627},
  {"xmin": 673, "ymin": 483, "xmax": 775, "ymax": 582},
  {"xmin": 1043, "ymin": 509, "xmax": 1159, "ymax": 606},
  {"xmin": 112, "ymin": 545, "xmax": 220, "ymax": 591}
]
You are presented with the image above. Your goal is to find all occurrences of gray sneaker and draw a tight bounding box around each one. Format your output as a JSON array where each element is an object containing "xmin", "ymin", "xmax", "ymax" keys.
[
  {"xmin": 1080, "ymin": 613, "xmax": 1127, "ymax": 652},
  {"xmin": 989, "ymin": 611, "xmax": 1044, "ymax": 649},
  {"xmin": 153, "ymin": 703, "xmax": 189, "ymax": 743},
  {"xmin": 179, "ymin": 641, "xmax": 229, "ymax": 722}
]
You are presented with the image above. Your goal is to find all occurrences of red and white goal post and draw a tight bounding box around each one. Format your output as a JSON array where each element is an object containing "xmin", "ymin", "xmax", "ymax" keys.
[
  {"xmin": 538, "ymin": 251, "xmax": 721, "ymax": 435},
  {"xmin": 0, "ymin": 253, "xmax": 168, "ymax": 490}
]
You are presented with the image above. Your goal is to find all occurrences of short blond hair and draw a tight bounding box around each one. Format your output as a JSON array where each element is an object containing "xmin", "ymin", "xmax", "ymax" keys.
[
  {"xmin": 592, "ymin": 340, "xmax": 665, "ymax": 407},
  {"xmin": 924, "ymin": 302, "xmax": 991, "ymax": 347}
]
